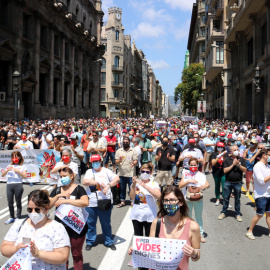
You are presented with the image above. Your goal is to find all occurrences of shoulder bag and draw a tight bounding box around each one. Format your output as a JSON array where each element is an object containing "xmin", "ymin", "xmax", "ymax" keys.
[{"xmin": 186, "ymin": 186, "xmax": 203, "ymax": 201}]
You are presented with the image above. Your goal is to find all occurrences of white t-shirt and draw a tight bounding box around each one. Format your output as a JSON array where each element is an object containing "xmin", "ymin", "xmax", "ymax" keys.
[
  {"xmin": 151, "ymin": 140, "xmax": 161, "ymax": 155},
  {"xmin": 134, "ymin": 145, "xmax": 142, "ymax": 168},
  {"xmin": 253, "ymin": 162, "xmax": 270, "ymax": 199},
  {"xmin": 4, "ymin": 219, "xmax": 70, "ymax": 270},
  {"xmin": 6, "ymin": 164, "xmax": 27, "ymax": 184},
  {"xmin": 84, "ymin": 168, "xmax": 117, "ymax": 207},
  {"xmin": 40, "ymin": 134, "xmax": 53, "ymax": 149},
  {"xmin": 130, "ymin": 180, "xmax": 160, "ymax": 222},
  {"xmin": 54, "ymin": 161, "xmax": 79, "ymax": 186},
  {"xmin": 87, "ymin": 139, "xmax": 106, "ymax": 158},
  {"xmin": 15, "ymin": 140, "xmax": 33, "ymax": 149}
]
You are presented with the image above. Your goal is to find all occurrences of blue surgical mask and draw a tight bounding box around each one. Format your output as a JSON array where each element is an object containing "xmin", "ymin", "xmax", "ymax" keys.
[
  {"xmin": 159, "ymin": 132, "xmax": 162, "ymax": 135},
  {"xmin": 231, "ymin": 142, "xmax": 235, "ymax": 146},
  {"xmin": 163, "ymin": 204, "xmax": 180, "ymax": 216},
  {"xmin": 267, "ymin": 157, "xmax": 270, "ymax": 163},
  {"xmin": 142, "ymin": 134, "xmax": 146, "ymax": 138},
  {"xmin": 173, "ymin": 140, "xmax": 177, "ymax": 144},
  {"xmin": 92, "ymin": 162, "xmax": 100, "ymax": 170},
  {"xmin": 61, "ymin": 176, "xmax": 71, "ymax": 186},
  {"xmin": 129, "ymin": 135, "xmax": 133, "ymax": 140},
  {"xmin": 237, "ymin": 141, "xmax": 241, "ymax": 146}
]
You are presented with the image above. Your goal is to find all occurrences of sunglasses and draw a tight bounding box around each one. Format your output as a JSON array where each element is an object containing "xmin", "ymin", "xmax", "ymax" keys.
[
  {"xmin": 59, "ymin": 168, "xmax": 68, "ymax": 172},
  {"xmin": 93, "ymin": 135, "xmax": 97, "ymax": 137},
  {"xmin": 141, "ymin": 170, "xmax": 151, "ymax": 174},
  {"xmin": 27, "ymin": 207, "xmax": 44, "ymax": 213}
]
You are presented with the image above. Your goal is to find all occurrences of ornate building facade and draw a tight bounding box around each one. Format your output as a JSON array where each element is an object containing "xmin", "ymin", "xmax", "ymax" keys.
[{"xmin": 0, "ymin": 0, "xmax": 104, "ymax": 120}]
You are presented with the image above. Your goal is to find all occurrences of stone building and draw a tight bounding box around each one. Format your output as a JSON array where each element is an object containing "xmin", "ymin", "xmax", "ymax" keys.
[
  {"xmin": 225, "ymin": 0, "xmax": 270, "ymax": 124},
  {"xmin": 0, "ymin": 0, "xmax": 104, "ymax": 120},
  {"xmin": 149, "ymin": 66, "xmax": 158, "ymax": 117}
]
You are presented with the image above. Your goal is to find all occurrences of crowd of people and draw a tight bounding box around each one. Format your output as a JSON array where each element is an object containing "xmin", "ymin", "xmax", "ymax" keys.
[{"xmin": 1, "ymin": 117, "xmax": 270, "ymax": 270}]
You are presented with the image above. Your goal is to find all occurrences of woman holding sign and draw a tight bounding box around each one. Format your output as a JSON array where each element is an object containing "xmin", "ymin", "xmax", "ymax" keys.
[
  {"xmin": 1, "ymin": 151, "xmax": 27, "ymax": 224},
  {"xmin": 1, "ymin": 189, "xmax": 70, "ymax": 270},
  {"xmin": 50, "ymin": 167, "xmax": 89, "ymax": 270},
  {"xmin": 179, "ymin": 158, "xmax": 210, "ymax": 243}
]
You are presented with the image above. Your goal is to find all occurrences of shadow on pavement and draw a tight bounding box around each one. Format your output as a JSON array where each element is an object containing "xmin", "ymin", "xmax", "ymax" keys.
[
  {"xmin": 69, "ymin": 263, "xmax": 97, "ymax": 270},
  {"xmin": 248, "ymin": 225, "xmax": 269, "ymax": 237},
  {"xmin": 94, "ymin": 234, "xmax": 126, "ymax": 246}
]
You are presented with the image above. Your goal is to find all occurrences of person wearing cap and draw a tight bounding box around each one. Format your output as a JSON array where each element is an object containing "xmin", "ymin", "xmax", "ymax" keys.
[
  {"xmin": 203, "ymin": 132, "xmax": 216, "ymax": 174},
  {"xmin": 243, "ymin": 139, "xmax": 258, "ymax": 196},
  {"xmin": 138, "ymin": 130, "xmax": 153, "ymax": 165},
  {"xmin": 104, "ymin": 130, "xmax": 117, "ymax": 173},
  {"xmin": 83, "ymin": 154, "xmax": 120, "ymax": 251},
  {"xmin": 87, "ymin": 130, "xmax": 106, "ymax": 161},
  {"xmin": 115, "ymin": 137, "xmax": 138, "ymax": 207},
  {"xmin": 218, "ymin": 145, "xmax": 247, "ymax": 222},
  {"xmin": 210, "ymin": 142, "xmax": 227, "ymax": 206},
  {"xmin": 245, "ymin": 149, "xmax": 270, "ymax": 240}
]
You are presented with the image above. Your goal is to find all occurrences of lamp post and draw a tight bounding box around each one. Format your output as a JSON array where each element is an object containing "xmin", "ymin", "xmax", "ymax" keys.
[
  {"xmin": 252, "ymin": 65, "xmax": 261, "ymax": 92},
  {"xmin": 12, "ymin": 71, "xmax": 20, "ymax": 122}
]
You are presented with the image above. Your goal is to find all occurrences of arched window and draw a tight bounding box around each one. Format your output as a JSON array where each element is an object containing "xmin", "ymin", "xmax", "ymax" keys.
[
  {"xmin": 114, "ymin": 56, "xmax": 119, "ymax": 68},
  {"xmin": 102, "ymin": 58, "xmax": 106, "ymax": 69},
  {"xmin": 115, "ymin": 30, "xmax": 119, "ymax": 41}
]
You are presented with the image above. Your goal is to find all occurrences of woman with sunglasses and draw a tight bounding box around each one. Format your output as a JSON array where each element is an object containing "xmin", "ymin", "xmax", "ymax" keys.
[
  {"xmin": 1, "ymin": 189, "xmax": 70, "ymax": 270},
  {"xmin": 179, "ymin": 157, "xmax": 210, "ymax": 243},
  {"xmin": 1, "ymin": 151, "xmax": 27, "ymax": 224},
  {"xmin": 49, "ymin": 167, "xmax": 89, "ymax": 270}
]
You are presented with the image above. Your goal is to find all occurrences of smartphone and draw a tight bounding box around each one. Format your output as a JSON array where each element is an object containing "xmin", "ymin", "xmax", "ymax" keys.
[{"xmin": 22, "ymin": 237, "xmax": 31, "ymax": 245}]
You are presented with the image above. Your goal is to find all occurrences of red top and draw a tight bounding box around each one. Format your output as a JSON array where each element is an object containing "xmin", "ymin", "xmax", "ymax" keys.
[{"xmin": 106, "ymin": 135, "xmax": 116, "ymax": 152}]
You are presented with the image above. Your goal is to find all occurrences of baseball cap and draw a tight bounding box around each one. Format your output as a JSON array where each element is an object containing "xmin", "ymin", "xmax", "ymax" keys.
[
  {"xmin": 189, "ymin": 138, "xmax": 196, "ymax": 144},
  {"xmin": 228, "ymin": 138, "xmax": 235, "ymax": 143},
  {"xmin": 227, "ymin": 134, "xmax": 232, "ymax": 138},
  {"xmin": 217, "ymin": 142, "xmax": 225, "ymax": 147},
  {"xmin": 152, "ymin": 133, "xmax": 159, "ymax": 136},
  {"xmin": 250, "ymin": 139, "xmax": 258, "ymax": 144},
  {"xmin": 90, "ymin": 155, "xmax": 101, "ymax": 162},
  {"xmin": 220, "ymin": 132, "xmax": 225, "ymax": 136},
  {"xmin": 70, "ymin": 134, "xmax": 78, "ymax": 140},
  {"xmin": 122, "ymin": 129, "xmax": 127, "ymax": 133}
]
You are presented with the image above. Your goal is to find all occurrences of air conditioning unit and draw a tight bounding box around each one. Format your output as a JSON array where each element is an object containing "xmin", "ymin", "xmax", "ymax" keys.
[{"xmin": 0, "ymin": 92, "xmax": 6, "ymax": 102}]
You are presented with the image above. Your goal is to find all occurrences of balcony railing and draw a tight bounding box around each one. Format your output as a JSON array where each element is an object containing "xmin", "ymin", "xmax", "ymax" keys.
[
  {"xmin": 111, "ymin": 81, "xmax": 123, "ymax": 87},
  {"xmin": 112, "ymin": 65, "xmax": 123, "ymax": 71}
]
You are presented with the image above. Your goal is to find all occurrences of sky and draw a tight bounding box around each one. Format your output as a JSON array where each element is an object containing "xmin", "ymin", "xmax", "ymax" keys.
[{"xmin": 101, "ymin": 0, "xmax": 196, "ymax": 97}]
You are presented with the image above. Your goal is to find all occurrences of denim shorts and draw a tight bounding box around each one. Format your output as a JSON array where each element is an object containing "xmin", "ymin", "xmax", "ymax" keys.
[
  {"xmin": 255, "ymin": 197, "xmax": 270, "ymax": 215},
  {"xmin": 104, "ymin": 152, "xmax": 115, "ymax": 164}
]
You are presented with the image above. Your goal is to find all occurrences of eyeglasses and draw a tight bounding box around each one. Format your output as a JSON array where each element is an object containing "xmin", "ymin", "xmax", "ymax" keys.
[
  {"xmin": 141, "ymin": 170, "xmax": 151, "ymax": 174},
  {"xmin": 27, "ymin": 207, "xmax": 44, "ymax": 213},
  {"xmin": 93, "ymin": 135, "xmax": 97, "ymax": 137},
  {"xmin": 163, "ymin": 199, "xmax": 179, "ymax": 204},
  {"xmin": 59, "ymin": 168, "xmax": 68, "ymax": 172}
]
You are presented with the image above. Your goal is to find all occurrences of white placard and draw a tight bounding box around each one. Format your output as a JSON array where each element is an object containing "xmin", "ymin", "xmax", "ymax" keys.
[
  {"xmin": 132, "ymin": 236, "xmax": 186, "ymax": 270},
  {"xmin": 55, "ymin": 204, "xmax": 89, "ymax": 234},
  {"xmin": 189, "ymin": 125, "xmax": 198, "ymax": 131}
]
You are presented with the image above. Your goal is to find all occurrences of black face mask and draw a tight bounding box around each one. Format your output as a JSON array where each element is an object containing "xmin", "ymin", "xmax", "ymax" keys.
[
  {"xmin": 123, "ymin": 143, "xmax": 130, "ymax": 149},
  {"xmin": 162, "ymin": 141, "xmax": 168, "ymax": 147}
]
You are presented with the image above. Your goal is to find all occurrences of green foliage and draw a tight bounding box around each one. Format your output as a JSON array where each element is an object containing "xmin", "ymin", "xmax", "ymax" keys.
[{"xmin": 174, "ymin": 63, "xmax": 205, "ymax": 115}]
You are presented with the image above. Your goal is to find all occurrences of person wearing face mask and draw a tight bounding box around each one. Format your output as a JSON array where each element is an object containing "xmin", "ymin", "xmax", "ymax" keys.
[
  {"xmin": 14, "ymin": 131, "xmax": 34, "ymax": 149},
  {"xmin": 150, "ymin": 133, "xmax": 162, "ymax": 172},
  {"xmin": 179, "ymin": 158, "xmax": 210, "ymax": 243},
  {"xmin": 130, "ymin": 186, "xmax": 201, "ymax": 269},
  {"xmin": 1, "ymin": 189, "xmax": 70, "ymax": 269},
  {"xmin": 245, "ymin": 149, "xmax": 270, "ymax": 240},
  {"xmin": 139, "ymin": 130, "xmax": 153, "ymax": 165},
  {"xmin": 236, "ymin": 137, "xmax": 246, "ymax": 157},
  {"xmin": 118, "ymin": 128, "xmax": 127, "ymax": 148},
  {"xmin": 104, "ymin": 130, "xmax": 117, "ymax": 172},
  {"xmin": 210, "ymin": 142, "xmax": 227, "ymax": 206},
  {"xmin": 203, "ymin": 132, "xmax": 216, "ymax": 175},
  {"xmin": 243, "ymin": 139, "xmax": 258, "ymax": 197},
  {"xmin": 86, "ymin": 130, "xmax": 106, "ymax": 161},
  {"xmin": 50, "ymin": 168, "xmax": 89, "ymax": 270},
  {"xmin": 5, "ymin": 129, "xmax": 18, "ymax": 150},
  {"xmin": 2, "ymin": 151, "xmax": 27, "ymax": 224},
  {"xmin": 80, "ymin": 130, "xmax": 92, "ymax": 168},
  {"xmin": 218, "ymin": 145, "xmax": 247, "ymax": 222},
  {"xmin": 170, "ymin": 135, "xmax": 182, "ymax": 183},
  {"xmin": 83, "ymin": 155, "xmax": 120, "ymax": 251},
  {"xmin": 129, "ymin": 164, "xmax": 161, "ymax": 269},
  {"xmin": 51, "ymin": 149, "xmax": 78, "ymax": 186},
  {"xmin": 115, "ymin": 137, "xmax": 138, "ymax": 207},
  {"xmin": 39, "ymin": 128, "xmax": 53, "ymax": 149}
]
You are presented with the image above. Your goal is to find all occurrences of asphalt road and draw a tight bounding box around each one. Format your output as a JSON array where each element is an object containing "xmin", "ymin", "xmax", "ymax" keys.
[{"xmin": 0, "ymin": 172, "xmax": 269, "ymax": 270}]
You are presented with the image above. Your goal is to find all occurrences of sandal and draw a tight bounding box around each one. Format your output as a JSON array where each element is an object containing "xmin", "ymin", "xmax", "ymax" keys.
[{"xmin": 117, "ymin": 203, "xmax": 125, "ymax": 208}]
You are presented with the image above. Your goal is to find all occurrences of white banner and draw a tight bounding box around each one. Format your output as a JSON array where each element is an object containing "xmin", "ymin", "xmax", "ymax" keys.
[
  {"xmin": 55, "ymin": 204, "xmax": 89, "ymax": 234},
  {"xmin": 1, "ymin": 246, "xmax": 32, "ymax": 270},
  {"xmin": 189, "ymin": 125, "xmax": 198, "ymax": 131},
  {"xmin": 0, "ymin": 149, "xmax": 61, "ymax": 183},
  {"xmin": 132, "ymin": 236, "xmax": 186, "ymax": 270}
]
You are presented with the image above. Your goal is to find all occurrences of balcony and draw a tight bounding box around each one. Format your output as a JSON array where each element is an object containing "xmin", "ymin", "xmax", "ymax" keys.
[
  {"xmin": 112, "ymin": 65, "xmax": 123, "ymax": 72},
  {"xmin": 205, "ymin": 48, "xmax": 224, "ymax": 81},
  {"xmin": 111, "ymin": 81, "xmax": 123, "ymax": 87}
]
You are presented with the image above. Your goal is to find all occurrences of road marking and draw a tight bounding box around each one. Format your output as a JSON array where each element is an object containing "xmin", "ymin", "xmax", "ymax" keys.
[
  {"xmin": 0, "ymin": 185, "xmax": 52, "ymax": 220},
  {"xmin": 98, "ymin": 207, "xmax": 133, "ymax": 270}
]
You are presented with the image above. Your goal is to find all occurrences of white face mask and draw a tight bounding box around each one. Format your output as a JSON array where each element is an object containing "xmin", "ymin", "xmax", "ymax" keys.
[
  {"xmin": 28, "ymin": 209, "xmax": 45, "ymax": 225},
  {"xmin": 233, "ymin": 151, "xmax": 239, "ymax": 157},
  {"xmin": 141, "ymin": 172, "xmax": 150, "ymax": 180},
  {"xmin": 217, "ymin": 147, "xmax": 223, "ymax": 152}
]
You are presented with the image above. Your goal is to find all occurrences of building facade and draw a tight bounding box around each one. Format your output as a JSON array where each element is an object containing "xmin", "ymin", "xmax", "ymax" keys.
[
  {"xmin": 0, "ymin": 0, "xmax": 104, "ymax": 120},
  {"xmin": 225, "ymin": 0, "xmax": 270, "ymax": 124}
]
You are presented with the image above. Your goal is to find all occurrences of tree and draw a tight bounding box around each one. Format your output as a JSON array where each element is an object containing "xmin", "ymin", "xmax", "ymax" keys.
[{"xmin": 174, "ymin": 63, "xmax": 205, "ymax": 115}]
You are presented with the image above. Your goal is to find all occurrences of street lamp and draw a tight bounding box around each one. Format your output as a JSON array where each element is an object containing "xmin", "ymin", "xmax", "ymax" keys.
[
  {"xmin": 252, "ymin": 65, "xmax": 261, "ymax": 93},
  {"xmin": 12, "ymin": 70, "xmax": 20, "ymax": 122}
]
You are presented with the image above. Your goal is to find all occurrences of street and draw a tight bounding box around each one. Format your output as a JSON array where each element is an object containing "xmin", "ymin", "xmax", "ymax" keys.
[{"xmin": 0, "ymin": 173, "xmax": 269, "ymax": 270}]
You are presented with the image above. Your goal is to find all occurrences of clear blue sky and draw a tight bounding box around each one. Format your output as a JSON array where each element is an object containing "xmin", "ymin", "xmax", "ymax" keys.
[{"xmin": 102, "ymin": 0, "xmax": 195, "ymax": 97}]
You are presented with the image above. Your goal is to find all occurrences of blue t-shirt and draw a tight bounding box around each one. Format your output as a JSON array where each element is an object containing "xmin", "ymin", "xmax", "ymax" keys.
[{"xmin": 246, "ymin": 149, "xmax": 257, "ymax": 171}]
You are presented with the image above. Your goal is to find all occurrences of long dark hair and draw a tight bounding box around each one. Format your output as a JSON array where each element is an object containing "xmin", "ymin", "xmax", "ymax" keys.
[{"xmin": 157, "ymin": 186, "xmax": 189, "ymax": 225}]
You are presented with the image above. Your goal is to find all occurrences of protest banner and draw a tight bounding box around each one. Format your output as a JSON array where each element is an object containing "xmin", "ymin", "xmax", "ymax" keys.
[
  {"xmin": 156, "ymin": 121, "xmax": 167, "ymax": 129},
  {"xmin": 1, "ymin": 246, "xmax": 32, "ymax": 270},
  {"xmin": 55, "ymin": 204, "xmax": 89, "ymax": 234},
  {"xmin": 189, "ymin": 125, "xmax": 198, "ymax": 131},
  {"xmin": 132, "ymin": 236, "xmax": 186, "ymax": 270},
  {"xmin": 0, "ymin": 149, "xmax": 61, "ymax": 183}
]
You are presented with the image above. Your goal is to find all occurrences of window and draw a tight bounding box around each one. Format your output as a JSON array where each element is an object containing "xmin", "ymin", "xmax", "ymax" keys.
[
  {"xmin": 202, "ymin": 0, "xmax": 205, "ymax": 8},
  {"xmin": 261, "ymin": 23, "xmax": 267, "ymax": 56},
  {"xmin": 23, "ymin": 13, "xmax": 30, "ymax": 39},
  {"xmin": 67, "ymin": 0, "xmax": 70, "ymax": 11},
  {"xmin": 202, "ymin": 15, "xmax": 205, "ymax": 24},
  {"xmin": 202, "ymin": 43, "xmax": 205, "ymax": 52},
  {"xmin": 114, "ymin": 73, "xmax": 119, "ymax": 85},
  {"xmin": 54, "ymin": 35, "xmax": 60, "ymax": 56},
  {"xmin": 75, "ymin": 6, "xmax": 79, "ymax": 19},
  {"xmin": 114, "ymin": 89, "xmax": 119, "ymax": 98},
  {"xmin": 202, "ymin": 58, "xmax": 205, "ymax": 66},
  {"xmin": 216, "ymin": 41, "xmax": 224, "ymax": 64},
  {"xmin": 102, "ymin": 58, "xmax": 106, "ymax": 69},
  {"xmin": 101, "ymin": 88, "xmax": 105, "ymax": 101},
  {"xmin": 116, "ymin": 30, "xmax": 119, "ymax": 41},
  {"xmin": 201, "ymin": 29, "xmax": 205, "ymax": 37},
  {"xmin": 83, "ymin": 14, "xmax": 86, "ymax": 24},
  {"xmin": 65, "ymin": 42, "xmax": 69, "ymax": 61},
  {"xmin": 213, "ymin": 20, "xmax": 221, "ymax": 31},
  {"xmin": 40, "ymin": 25, "xmax": 47, "ymax": 49},
  {"xmin": 74, "ymin": 49, "xmax": 78, "ymax": 66},
  {"xmin": 114, "ymin": 56, "xmax": 119, "ymax": 68},
  {"xmin": 247, "ymin": 38, "xmax": 253, "ymax": 66},
  {"xmin": 0, "ymin": 0, "xmax": 8, "ymax": 26},
  {"xmin": 101, "ymin": 72, "xmax": 106, "ymax": 85}
]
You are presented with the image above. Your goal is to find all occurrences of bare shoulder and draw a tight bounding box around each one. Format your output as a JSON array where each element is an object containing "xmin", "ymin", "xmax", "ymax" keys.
[{"xmin": 189, "ymin": 219, "xmax": 200, "ymax": 233}]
